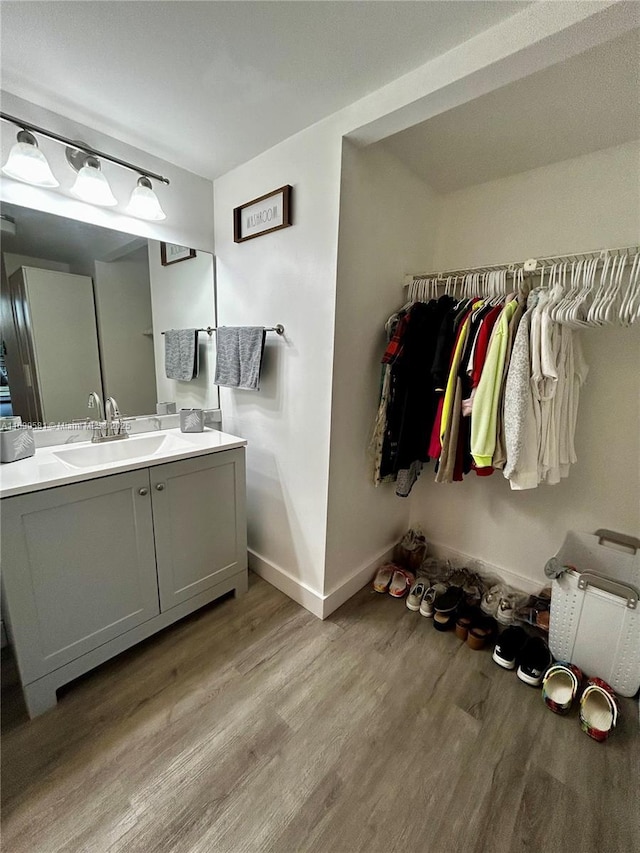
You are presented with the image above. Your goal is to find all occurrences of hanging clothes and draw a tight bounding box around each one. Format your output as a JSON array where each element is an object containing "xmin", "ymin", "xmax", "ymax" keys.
[
  {"xmin": 503, "ymin": 291, "xmax": 542, "ymax": 489},
  {"xmin": 395, "ymin": 296, "xmax": 456, "ymax": 496},
  {"xmin": 371, "ymin": 265, "xmax": 592, "ymax": 493},
  {"xmin": 470, "ymin": 299, "xmax": 518, "ymax": 469}
]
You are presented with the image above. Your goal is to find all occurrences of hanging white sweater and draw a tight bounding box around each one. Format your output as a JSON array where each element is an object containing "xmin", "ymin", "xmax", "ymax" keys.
[
  {"xmin": 504, "ymin": 289, "xmax": 588, "ymax": 489},
  {"xmin": 503, "ymin": 293, "xmax": 541, "ymax": 489}
]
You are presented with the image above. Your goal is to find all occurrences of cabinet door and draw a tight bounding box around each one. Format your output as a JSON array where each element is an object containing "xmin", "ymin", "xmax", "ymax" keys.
[
  {"xmin": 1, "ymin": 470, "xmax": 159, "ymax": 683},
  {"xmin": 150, "ymin": 449, "xmax": 247, "ymax": 611}
]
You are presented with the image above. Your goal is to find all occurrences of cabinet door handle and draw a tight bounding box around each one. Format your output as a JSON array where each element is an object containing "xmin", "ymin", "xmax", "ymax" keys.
[
  {"xmin": 155, "ymin": 483, "xmax": 165, "ymax": 491},
  {"xmin": 138, "ymin": 488, "xmax": 148, "ymax": 496}
]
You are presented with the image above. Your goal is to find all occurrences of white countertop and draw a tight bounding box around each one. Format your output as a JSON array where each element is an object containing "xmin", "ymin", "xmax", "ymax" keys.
[{"xmin": 0, "ymin": 428, "xmax": 247, "ymax": 499}]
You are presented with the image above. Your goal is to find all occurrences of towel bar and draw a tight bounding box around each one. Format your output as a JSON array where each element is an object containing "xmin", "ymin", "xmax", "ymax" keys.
[{"xmin": 161, "ymin": 324, "xmax": 284, "ymax": 336}]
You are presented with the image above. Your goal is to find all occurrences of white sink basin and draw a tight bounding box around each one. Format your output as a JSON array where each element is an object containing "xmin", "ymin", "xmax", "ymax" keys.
[{"xmin": 53, "ymin": 432, "xmax": 191, "ymax": 469}]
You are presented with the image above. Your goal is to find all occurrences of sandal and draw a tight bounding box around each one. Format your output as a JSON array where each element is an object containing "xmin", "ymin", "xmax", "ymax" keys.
[
  {"xmin": 373, "ymin": 563, "xmax": 397, "ymax": 593},
  {"xmin": 542, "ymin": 662, "xmax": 583, "ymax": 715},
  {"xmin": 579, "ymin": 678, "xmax": 619, "ymax": 741},
  {"xmin": 389, "ymin": 568, "xmax": 414, "ymax": 598}
]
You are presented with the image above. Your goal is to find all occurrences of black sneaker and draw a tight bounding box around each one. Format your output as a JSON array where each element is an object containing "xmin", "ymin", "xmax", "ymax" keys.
[
  {"xmin": 517, "ymin": 637, "xmax": 552, "ymax": 686},
  {"xmin": 492, "ymin": 626, "xmax": 528, "ymax": 670},
  {"xmin": 433, "ymin": 585, "xmax": 464, "ymax": 613}
]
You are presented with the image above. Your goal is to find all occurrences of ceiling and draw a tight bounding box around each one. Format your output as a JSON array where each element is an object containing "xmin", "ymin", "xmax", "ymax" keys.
[
  {"xmin": 0, "ymin": 1, "xmax": 527, "ymax": 180},
  {"xmin": 382, "ymin": 28, "xmax": 640, "ymax": 193}
]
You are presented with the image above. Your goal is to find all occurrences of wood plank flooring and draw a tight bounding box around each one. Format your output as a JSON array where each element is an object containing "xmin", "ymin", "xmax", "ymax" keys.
[{"xmin": 2, "ymin": 573, "xmax": 639, "ymax": 853}]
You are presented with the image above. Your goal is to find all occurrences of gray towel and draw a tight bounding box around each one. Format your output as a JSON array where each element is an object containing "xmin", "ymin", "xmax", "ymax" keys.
[
  {"xmin": 214, "ymin": 327, "xmax": 266, "ymax": 390},
  {"xmin": 164, "ymin": 329, "xmax": 199, "ymax": 381}
]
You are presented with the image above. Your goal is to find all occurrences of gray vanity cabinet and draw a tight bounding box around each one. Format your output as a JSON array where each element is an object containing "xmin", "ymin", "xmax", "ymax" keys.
[
  {"xmin": 1, "ymin": 468, "xmax": 160, "ymax": 683},
  {"xmin": 151, "ymin": 451, "xmax": 246, "ymax": 611},
  {"xmin": 1, "ymin": 447, "xmax": 247, "ymax": 718}
]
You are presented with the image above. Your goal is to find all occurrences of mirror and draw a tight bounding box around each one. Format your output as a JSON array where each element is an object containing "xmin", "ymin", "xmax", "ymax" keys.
[{"xmin": 0, "ymin": 203, "xmax": 217, "ymax": 425}]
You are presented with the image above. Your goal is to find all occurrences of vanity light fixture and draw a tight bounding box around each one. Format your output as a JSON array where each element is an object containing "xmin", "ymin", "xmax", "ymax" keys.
[
  {"xmin": 1, "ymin": 129, "xmax": 59, "ymax": 187},
  {"xmin": 69, "ymin": 153, "xmax": 118, "ymax": 207},
  {"xmin": 0, "ymin": 111, "xmax": 170, "ymax": 219},
  {"xmin": 0, "ymin": 214, "xmax": 16, "ymax": 235},
  {"xmin": 127, "ymin": 176, "xmax": 166, "ymax": 221}
]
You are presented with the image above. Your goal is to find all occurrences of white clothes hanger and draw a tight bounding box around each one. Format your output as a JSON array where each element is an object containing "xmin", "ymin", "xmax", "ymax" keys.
[
  {"xmin": 601, "ymin": 255, "xmax": 627, "ymax": 325},
  {"xmin": 620, "ymin": 252, "xmax": 640, "ymax": 325},
  {"xmin": 587, "ymin": 254, "xmax": 613, "ymax": 325},
  {"xmin": 571, "ymin": 255, "xmax": 599, "ymax": 327},
  {"xmin": 553, "ymin": 260, "xmax": 581, "ymax": 324},
  {"xmin": 631, "ymin": 254, "xmax": 640, "ymax": 324}
]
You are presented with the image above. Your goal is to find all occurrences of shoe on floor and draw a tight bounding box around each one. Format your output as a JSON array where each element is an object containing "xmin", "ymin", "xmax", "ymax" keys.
[
  {"xmin": 406, "ymin": 578, "xmax": 429, "ymax": 612},
  {"xmin": 496, "ymin": 593, "xmax": 529, "ymax": 625},
  {"xmin": 467, "ymin": 614, "xmax": 497, "ymax": 650},
  {"xmin": 480, "ymin": 584, "xmax": 504, "ymax": 617},
  {"xmin": 389, "ymin": 568, "xmax": 415, "ymax": 598},
  {"xmin": 542, "ymin": 662, "xmax": 583, "ymax": 714},
  {"xmin": 420, "ymin": 582, "xmax": 446, "ymax": 617},
  {"xmin": 373, "ymin": 563, "xmax": 397, "ymax": 593},
  {"xmin": 434, "ymin": 610, "xmax": 456, "ymax": 632},
  {"xmin": 434, "ymin": 585, "xmax": 464, "ymax": 614},
  {"xmin": 455, "ymin": 605, "xmax": 479, "ymax": 641},
  {"xmin": 579, "ymin": 678, "xmax": 619, "ymax": 741},
  {"xmin": 516, "ymin": 636, "xmax": 552, "ymax": 686},
  {"xmin": 492, "ymin": 626, "xmax": 528, "ymax": 670}
]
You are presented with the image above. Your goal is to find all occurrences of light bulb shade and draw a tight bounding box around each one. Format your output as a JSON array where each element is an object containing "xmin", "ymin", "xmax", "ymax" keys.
[
  {"xmin": 127, "ymin": 177, "xmax": 166, "ymax": 221},
  {"xmin": 2, "ymin": 133, "xmax": 59, "ymax": 187},
  {"xmin": 70, "ymin": 160, "xmax": 117, "ymax": 206}
]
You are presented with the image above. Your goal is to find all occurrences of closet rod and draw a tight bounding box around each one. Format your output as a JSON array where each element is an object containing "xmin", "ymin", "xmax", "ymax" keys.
[
  {"xmin": 403, "ymin": 244, "xmax": 640, "ymax": 286},
  {"xmin": 161, "ymin": 324, "xmax": 285, "ymax": 336}
]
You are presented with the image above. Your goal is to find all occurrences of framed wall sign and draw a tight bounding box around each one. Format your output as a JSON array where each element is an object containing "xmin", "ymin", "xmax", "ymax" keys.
[
  {"xmin": 233, "ymin": 185, "xmax": 292, "ymax": 243},
  {"xmin": 161, "ymin": 243, "xmax": 197, "ymax": 266}
]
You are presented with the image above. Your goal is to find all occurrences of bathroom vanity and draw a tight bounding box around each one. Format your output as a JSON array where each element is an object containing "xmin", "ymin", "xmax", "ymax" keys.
[{"xmin": 0, "ymin": 428, "xmax": 248, "ymax": 717}]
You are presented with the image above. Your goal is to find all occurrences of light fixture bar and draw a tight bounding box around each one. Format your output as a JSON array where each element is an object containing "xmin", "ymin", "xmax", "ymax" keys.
[{"xmin": 0, "ymin": 111, "xmax": 170, "ymax": 185}]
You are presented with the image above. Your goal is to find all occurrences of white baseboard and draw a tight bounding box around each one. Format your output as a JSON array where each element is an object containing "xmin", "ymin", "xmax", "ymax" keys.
[
  {"xmin": 248, "ymin": 550, "xmax": 325, "ymax": 619},
  {"xmin": 321, "ymin": 544, "xmax": 396, "ymax": 618},
  {"xmin": 250, "ymin": 539, "xmax": 541, "ymax": 623},
  {"xmin": 248, "ymin": 543, "xmax": 397, "ymax": 620},
  {"xmin": 426, "ymin": 540, "xmax": 543, "ymax": 594}
]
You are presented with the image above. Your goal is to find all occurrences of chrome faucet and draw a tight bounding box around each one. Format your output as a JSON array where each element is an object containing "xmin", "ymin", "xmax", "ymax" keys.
[
  {"xmin": 105, "ymin": 397, "xmax": 126, "ymax": 438},
  {"xmin": 87, "ymin": 391, "xmax": 104, "ymax": 422},
  {"xmin": 87, "ymin": 391, "xmax": 128, "ymax": 443}
]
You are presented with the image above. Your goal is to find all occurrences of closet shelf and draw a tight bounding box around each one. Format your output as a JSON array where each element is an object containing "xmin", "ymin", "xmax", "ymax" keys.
[{"xmin": 404, "ymin": 243, "xmax": 640, "ymax": 286}]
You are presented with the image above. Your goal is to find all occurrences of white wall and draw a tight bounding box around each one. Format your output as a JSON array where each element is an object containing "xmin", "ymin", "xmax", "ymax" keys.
[
  {"xmin": 0, "ymin": 92, "xmax": 214, "ymax": 253},
  {"xmin": 93, "ymin": 247, "xmax": 157, "ymax": 416},
  {"xmin": 148, "ymin": 241, "xmax": 218, "ymax": 412},
  {"xmin": 3, "ymin": 253, "xmax": 70, "ymax": 278},
  {"xmin": 323, "ymin": 141, "xmax": 440, "ymax": 598},
  {"xmin": 214, "ymin": 121, "xmax": 344, "ymax": 605},
  {"xmin": 408, "ymin": 140, "xmax": 640, "ymax": 586},
  {"xmin": 210, "ymin": 6, "xmax": 640, "ymax": 614}
]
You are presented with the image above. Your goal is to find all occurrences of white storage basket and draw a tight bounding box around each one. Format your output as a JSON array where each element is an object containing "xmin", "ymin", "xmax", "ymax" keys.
[{"xmin": 548, "ymin": 529, "xmax": 640, "ymax": 698}]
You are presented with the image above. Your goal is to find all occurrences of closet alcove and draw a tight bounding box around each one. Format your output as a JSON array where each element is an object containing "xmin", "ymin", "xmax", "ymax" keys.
[{"xmin": 329, "ymin": 28, "xmax": 640, "ymax": 594}]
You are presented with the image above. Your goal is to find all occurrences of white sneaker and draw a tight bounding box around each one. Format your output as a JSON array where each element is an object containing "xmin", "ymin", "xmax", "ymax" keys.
[
  {"xmin": 419, "ymin": 582, "xmax": 446, "ymax": 617},
  {"xmin": 496, "ymin": 593, "xmax": 528, "ymax": 625},
  {"xmin": 406, "ymin": 579, "xmax": 429, "ymax": 612}
]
